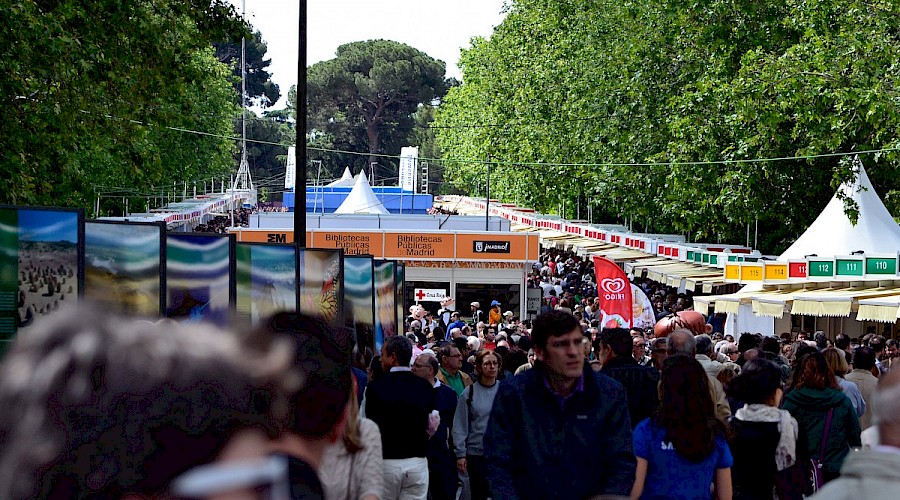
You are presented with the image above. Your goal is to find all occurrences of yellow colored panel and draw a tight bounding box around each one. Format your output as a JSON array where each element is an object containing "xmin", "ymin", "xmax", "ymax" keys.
[
  {"xmin": 725, "ymin": 264, "xmax": 740, "ymax": 280},
  {"xmin": 764, "ymin": 264, "xmax": 788, "ymax": 281},
  {"xmin": 740, "ymin": 264, "xmax": 764, "ymax": 282}
]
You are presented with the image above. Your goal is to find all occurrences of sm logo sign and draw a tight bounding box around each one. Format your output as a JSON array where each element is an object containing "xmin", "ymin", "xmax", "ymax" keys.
[{"xmin": 267, "ymin": 233, "xmax": 287, "ymax": 243}]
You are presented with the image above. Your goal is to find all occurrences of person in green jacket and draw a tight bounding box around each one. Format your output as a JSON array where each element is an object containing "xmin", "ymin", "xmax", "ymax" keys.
[{"xmin": 783, "ymin": 351, "xmax": 862, "ymax": 484}]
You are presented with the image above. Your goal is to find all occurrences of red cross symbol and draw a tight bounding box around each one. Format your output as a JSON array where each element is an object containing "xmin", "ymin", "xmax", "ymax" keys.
[{"xmin": 415, "ymin": 289, "xmax": 426, "ymax": 301}]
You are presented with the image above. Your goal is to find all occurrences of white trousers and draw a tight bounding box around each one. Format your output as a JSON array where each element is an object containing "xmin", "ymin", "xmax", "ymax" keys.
[{"xmin": 383, "ymin": 457, "xmax": 429, "ymax": 500}]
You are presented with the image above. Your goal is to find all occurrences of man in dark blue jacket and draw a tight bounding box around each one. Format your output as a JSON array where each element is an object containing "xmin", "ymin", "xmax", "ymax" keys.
[
  {"xmin": 484, "ymin": 310, "xmax": 635, "ymax": 499},
  {"xmin": 596, "ymin": 327, "xmax": 659, "ymax": 428}
]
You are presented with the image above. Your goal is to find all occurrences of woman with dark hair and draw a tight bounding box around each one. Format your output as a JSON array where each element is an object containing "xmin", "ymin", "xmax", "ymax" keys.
[
  {"xmin": 631, "ymin": 355, "xmax": 733, "ymax": 500},
  {"xmin": 727, "ymin": 359, "xmax": 801, "ymax": 500},
  {"xmin": 782, "ymin": 352, "xmax": 861, "ymax": 485},
  {"xmin": 453, "ymin": 349, "xmax": 502, "ymax": 500}
]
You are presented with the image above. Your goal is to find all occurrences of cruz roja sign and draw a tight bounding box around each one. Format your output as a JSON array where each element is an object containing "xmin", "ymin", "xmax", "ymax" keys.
[
  {"xmin": 473, "ymin": 241, "xmax": 511, "ymax": 253},
  {"xmin": 414, "ymin": 288, "xmax": 447, "ymax": 302}
]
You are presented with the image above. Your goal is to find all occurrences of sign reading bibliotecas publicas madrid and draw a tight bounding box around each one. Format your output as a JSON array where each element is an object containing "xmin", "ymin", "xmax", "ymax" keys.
[{"xmin": 592, "ymin": 255, "xmax": 633, "ymax": 329}]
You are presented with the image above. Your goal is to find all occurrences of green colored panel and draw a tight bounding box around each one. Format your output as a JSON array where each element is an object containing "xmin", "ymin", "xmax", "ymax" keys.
[
  {"xmin": 710, "ymin": 255, "xmax": 719, "ymax": 265},
  {"xmin": 0, "ymin": 209, "xmax": 18, "ymax": 341},
  {"xmin": 693, "ymin": 253, "xmax": 702, "ymax": 263},
  {"xmin": 866, "ymin": 257, "xmax": 897, "ymax": 275},
  {"xmin": 728, "ymin": 255, "xmax": 738, "ymax": 262},
  {"xmin": 702, "ymin": 253, "xmax": 710, "ymax": 263},
  {"xmin": 836, "ymin": 259, "xmax": 864, "ymax": 276},
  {"xmin": 808, "ymin": 260, "xmax": 834, "ymax": 277},
  {"xmin": 687, "ymin": 251, "xmax": 695, "ymax": 260}
]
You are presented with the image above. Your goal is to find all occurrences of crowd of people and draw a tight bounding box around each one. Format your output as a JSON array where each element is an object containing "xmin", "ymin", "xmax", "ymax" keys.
[
  {"xmin": 387, "ymin": 300, "xmax": 900, "ymax": 500},
  {"xmin": 528, "ymin": 247, "xmax": 698, "ymax": 329},
  {"xmin": 2, "ymin": 253, "xmax": 900, "ymax": 499},
  {"xmin": 192, "ymin": 207, "xmax": 254, "ymax": 234}
]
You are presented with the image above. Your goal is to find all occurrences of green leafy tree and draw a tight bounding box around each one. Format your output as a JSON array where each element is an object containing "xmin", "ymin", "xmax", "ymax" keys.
[
  {"xmin": 305, "ymin": 40, "xmax": 450, "ymax": 183},
  {"xmin": 0, "ymin": 0, "xmax": 245, "ymax": 209},
  {"xmin": 436, "ymin": 0, "xmax": 900, "ymax": 253},
  {"xmin": 214, "ymin": 29, "xmax": 281, "ymax": 108}
]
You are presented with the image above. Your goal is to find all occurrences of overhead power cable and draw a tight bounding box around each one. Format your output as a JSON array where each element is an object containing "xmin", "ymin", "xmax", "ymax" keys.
[{"xmin": 97, "ymin": 109, "xmax": 900, "ymax": 169}]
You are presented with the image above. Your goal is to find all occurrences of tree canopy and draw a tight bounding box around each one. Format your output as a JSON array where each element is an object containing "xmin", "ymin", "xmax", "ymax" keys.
[
  {"xmin": 435, "ymin": 0, "xmax": 900, "ymax": 253},
  {"xmin": 304, "ymin": 39, "xmax": 450, "ymax": 184},
  {"xmin": 0, "ymin": 0, "xmax": 247, "ymax": 211},
  {"xmin": 214, "ymin": 30, "xmax": 281, "ymax": 108}
]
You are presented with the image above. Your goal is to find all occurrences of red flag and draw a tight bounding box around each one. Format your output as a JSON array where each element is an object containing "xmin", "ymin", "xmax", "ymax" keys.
[{"xmin": 592, "ymin": 255, "xmax": 633, "ymax": 329}]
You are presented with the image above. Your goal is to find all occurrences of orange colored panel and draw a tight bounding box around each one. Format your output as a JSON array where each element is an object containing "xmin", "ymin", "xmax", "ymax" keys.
[
  {"xmin": 383, "ymin": 232, "xmax": 455, "ymax": 259},
  {"xmin": 230, "ymin": 229, "xmax": 309, "ymax": 244},
  {"xmin": 455, "ymin": 233, "xmax": 527, "ymax": 261},
  {"xmin": 311, "ymin": 231, "xmax": 384, "ymax": 257}
]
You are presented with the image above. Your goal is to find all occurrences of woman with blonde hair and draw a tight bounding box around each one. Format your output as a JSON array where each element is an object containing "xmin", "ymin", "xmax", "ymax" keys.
[
  {"xmin": 823, "ymin": 347, "xmax": 866, "ymax": 418},
  {"xmin": 319, "ymin": 378, "xmax": 383, "ymax": 500}
]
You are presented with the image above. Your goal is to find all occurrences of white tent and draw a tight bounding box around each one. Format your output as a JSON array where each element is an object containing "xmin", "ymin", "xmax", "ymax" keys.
[
  {"xmin": 334, "ymin": 172, "xmax": 389, "ymax": 215},
  {"xmin": 325, "ymin": 167, "xmax": 355, "ymax": 187},
  {"xmin": 727, "ymin": 158, "xmax": 900, "ymax": 337},
  {"xmin": 780, "ymin": 158, "xmax": 900, "ymax": 259}
]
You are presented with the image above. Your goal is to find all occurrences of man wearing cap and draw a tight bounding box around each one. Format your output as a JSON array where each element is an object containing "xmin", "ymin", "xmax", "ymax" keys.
[
  {"xmin": 470, "ymin": 302, "xmax": 485, "ymax": 325},
  {"xmin": 502, "ymin": 311, "xmax": 516, "ymax": 330},
  {"xmin": 488, "ymin": 300, "xmax": 502, "ymax": 326}
]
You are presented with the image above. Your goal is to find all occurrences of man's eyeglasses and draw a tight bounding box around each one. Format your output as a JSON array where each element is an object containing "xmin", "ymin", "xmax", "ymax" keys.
[{"xmin": 548, "ymin": 337, "xmax": 589, "ymax": 350}]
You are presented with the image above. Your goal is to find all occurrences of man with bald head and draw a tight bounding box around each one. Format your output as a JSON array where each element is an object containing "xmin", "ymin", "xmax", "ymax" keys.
[
  {"xmin": 812, "ymin": 368, "xmax": 900, "ymax": 498},
  {"xmin": 667, "ymin": 329, "xmax": 731, "ymax": 420}
]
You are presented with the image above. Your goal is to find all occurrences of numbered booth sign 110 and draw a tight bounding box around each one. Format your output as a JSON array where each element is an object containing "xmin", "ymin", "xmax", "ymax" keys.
[{"xmin": 865, "ymin": 255, "xmax": 898, "ymax": 276}]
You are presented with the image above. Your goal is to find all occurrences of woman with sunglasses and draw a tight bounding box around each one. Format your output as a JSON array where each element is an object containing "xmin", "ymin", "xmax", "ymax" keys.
[{"xmin": 453, "ymin": 350, "xmax": 502, "ymax": 500}]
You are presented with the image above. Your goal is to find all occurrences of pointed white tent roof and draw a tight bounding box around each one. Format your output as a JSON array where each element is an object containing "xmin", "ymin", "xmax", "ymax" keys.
[
  {"xmin": 325, "ymin": 167, "xmax": 355, "ymax": 187},
  {"xmin": 334, "ymin": 172, "xmax": 390, "ymax": 214},
  {"xmin": 779, "ymin": 158, "xmax": 900, "ymax": 260}
]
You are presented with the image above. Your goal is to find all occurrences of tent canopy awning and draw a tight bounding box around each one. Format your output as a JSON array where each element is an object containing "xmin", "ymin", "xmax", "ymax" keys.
[
  {"xmin": 790, "ymin": 287, "xmax": 900, "ymax": 317},
  {"xmin": 591, "ymin": 248, "xmax": 655, "ymax": 261},
  {"xmin": 694, "ymin": 290, "xmax": 760, "ymax": 315},
  {"xmin": 857, "ymin": 294, "xmax": 900, "ymax": 322}
]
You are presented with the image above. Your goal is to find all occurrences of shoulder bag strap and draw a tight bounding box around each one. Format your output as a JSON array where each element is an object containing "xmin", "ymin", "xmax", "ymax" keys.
[
  {"xmin": 818, "ymin": 408, "xmax": 835, "ymax": 460},
  {"xmin": 467, "ymin": 382, "xmax": 476, "ymax": 419}
]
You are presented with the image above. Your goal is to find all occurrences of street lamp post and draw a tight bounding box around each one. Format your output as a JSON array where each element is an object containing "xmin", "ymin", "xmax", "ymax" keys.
[
  {"xmin": 295, "ymin": 0, "xmax": 307, "ymax": 246},
  {"xmin": 485, "ymin": 157, "xmax": 491, "ymax": 231}
]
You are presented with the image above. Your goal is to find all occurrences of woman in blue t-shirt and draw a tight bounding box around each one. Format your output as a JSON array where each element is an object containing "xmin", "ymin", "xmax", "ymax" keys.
[{"xmin": 631, "ymin": 355, "xmax": 733, "ymax": 500}]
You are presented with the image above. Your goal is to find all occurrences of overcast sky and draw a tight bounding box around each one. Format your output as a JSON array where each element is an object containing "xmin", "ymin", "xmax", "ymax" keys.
[{"xmin": 226, "ymin": 0, "xmax": 508, "ymax": 109}]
